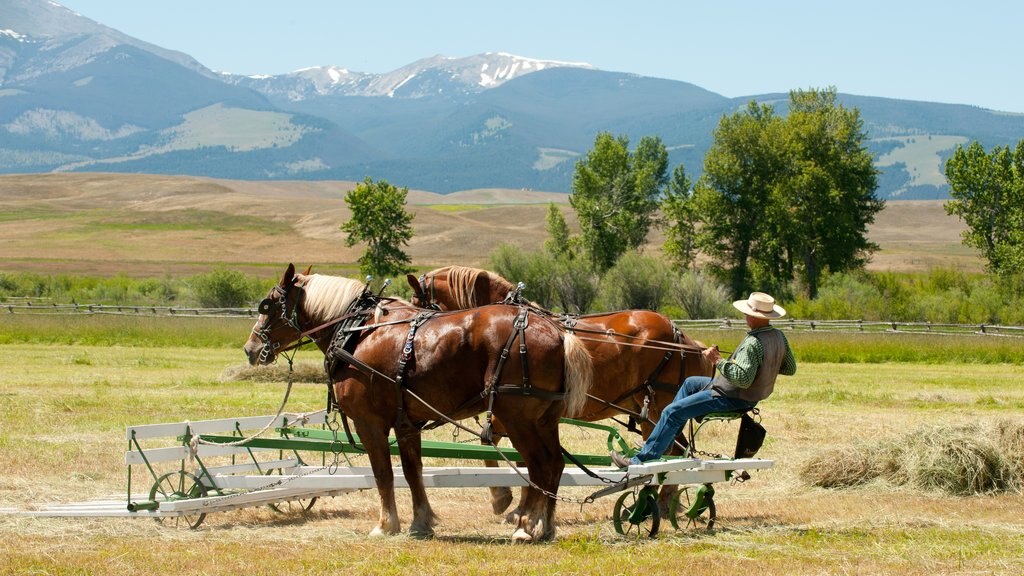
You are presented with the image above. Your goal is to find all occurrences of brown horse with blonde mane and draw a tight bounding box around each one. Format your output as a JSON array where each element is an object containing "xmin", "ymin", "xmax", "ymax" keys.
[
  {"xmin": 408, "ymin": 265, "xmax": 712, "ymax": 515},
  {"xmin": 244, "ymin": 264, "xmax": 593, "ymax": 542}
]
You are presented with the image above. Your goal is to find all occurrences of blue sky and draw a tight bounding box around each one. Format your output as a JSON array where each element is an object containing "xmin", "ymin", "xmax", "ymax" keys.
[{"xmin": 58, "ymin": 0, "xmax": 1023, "ymax": 113}]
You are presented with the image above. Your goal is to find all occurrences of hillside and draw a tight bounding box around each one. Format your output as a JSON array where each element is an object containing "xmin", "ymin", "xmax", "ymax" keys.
[
  {"xmin": 3, "ymin": 1, "xmax": 1024, "ymax": 198},
  {"xmin": 0, "ymin": 174, "xmax": 977, "ymax": 279}
]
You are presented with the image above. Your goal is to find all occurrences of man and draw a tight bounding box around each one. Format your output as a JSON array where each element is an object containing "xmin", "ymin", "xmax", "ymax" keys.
[{"xmin": 611, "ymin": 291, "xmax": 796, "ymax": 468}]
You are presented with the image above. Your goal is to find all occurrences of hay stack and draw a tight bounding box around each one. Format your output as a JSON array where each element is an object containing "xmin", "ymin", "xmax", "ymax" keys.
[
  {"xmin": 220, "ymin": 361, "xmax": 327, "ymax": 384},
  {"xmin": 801, "ymin": 421, "xmax": 1024, "ymax": 495}
]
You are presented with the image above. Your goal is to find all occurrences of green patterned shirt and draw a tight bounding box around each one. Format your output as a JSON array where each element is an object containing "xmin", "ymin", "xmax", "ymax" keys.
[{"xmin": 715, "ymin": 326, "xmax": 797, "ymax": 389}]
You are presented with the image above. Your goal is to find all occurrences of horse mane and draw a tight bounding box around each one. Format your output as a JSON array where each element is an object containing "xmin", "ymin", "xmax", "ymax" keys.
[
  {"xmin": 434, "ymin": 265, "xmax": 513, "ymax": 308},
  {"xmin": 297, "ymin": 274, "xmax": 371, "ymax": 322}
]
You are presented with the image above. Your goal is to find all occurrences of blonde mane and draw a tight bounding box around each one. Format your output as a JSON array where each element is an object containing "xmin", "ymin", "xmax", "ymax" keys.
[
  {"xmin": 434, "ymin": 265, "xmax": 513, "ymax": 308},
  {"xmin": 297, "ymin": 274, "xmax": 368, "ymax": 323}
]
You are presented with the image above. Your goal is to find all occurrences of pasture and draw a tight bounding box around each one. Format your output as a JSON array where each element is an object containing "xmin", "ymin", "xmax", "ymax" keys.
[
  {"xmin": 0, "ymin": 173, "xmax": 979, "ymax": 278},
  {"xmin": 1, "ymin": 317, "xmax": 1023, "ymax": 575}
]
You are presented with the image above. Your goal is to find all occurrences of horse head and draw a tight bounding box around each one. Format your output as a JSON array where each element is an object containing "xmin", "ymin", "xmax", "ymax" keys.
[
  {"xmin": 244, "ymin": 263, "xmax": 305, "ymax": 365},
  {"xmin": 408, "ymin": 266, "xmax": 513, "ymax": 310}
]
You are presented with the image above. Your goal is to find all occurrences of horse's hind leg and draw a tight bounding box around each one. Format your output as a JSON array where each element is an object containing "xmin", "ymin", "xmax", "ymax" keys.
[
  {"xmin": 397, "ymin": 426, "xmax": 438, "ymax": 538},
  {"xmin": 501, "ymin": 401, "xmax": 564, "ymax": 542}
]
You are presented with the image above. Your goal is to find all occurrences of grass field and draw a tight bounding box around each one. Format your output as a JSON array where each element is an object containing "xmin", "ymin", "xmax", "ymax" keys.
[
  {"xmin": 1, "ymin": 321, "xmax": 1023, "ymax": 575},
  {"xmin": 0, "ymin": 174, "xmax": 1014, "ymax": 574}
]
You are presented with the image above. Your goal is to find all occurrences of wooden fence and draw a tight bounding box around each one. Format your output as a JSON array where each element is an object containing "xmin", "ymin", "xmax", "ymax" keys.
[{"xmin": 3, "ymin": 301, "xmax": 1023, "ymax": 337}]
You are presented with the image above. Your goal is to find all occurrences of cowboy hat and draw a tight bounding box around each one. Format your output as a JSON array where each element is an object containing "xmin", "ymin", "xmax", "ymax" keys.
[{"xmin": 733, "ymin": 292, "xmax": 786, "ymax": 319}]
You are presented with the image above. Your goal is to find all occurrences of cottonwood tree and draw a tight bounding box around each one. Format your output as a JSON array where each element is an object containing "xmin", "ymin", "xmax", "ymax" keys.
[
  {"xmin": 692, "ymin": 88, "xmax": 881, "ymax": 299},
  {"xmin": 691, "ymin": 101, "xmax": 786, "ymax": 298},
  {"xmin": 781, "ymin": 88, "xmax": 882, "ymax": 299},
  {"xmin": 944, "ymin": 140, "xmax": 1024, "ymax": 275},
  {"xmin": 570, "ymin": 132, "xmax": 669, "ymax": 271},
  {"xmin": 341, "ymin": 177, "xmax": 415, "ymax": 279},
  {"xmin": 661, "ymin": 164, "xmax": 698, "ymax": 271}
]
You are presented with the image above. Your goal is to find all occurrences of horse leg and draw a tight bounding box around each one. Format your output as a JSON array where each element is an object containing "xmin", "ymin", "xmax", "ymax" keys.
[
  {"xmin": 483, "ymin": 433, "xmax": 515, "ymax": 515},
  {"xmin": 397, "ymin": 425, "xmax": 438, "ymax": 538},
  {"xmin": 501, "ymin": 401, "xmax": 564, "ymax": 543},
  {"xmin": 356, "ymin": 418, "xmax": 401, "ymax": 537}
]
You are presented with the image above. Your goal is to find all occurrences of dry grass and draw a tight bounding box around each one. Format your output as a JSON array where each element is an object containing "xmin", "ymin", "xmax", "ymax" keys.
[
  {"xmin": 2, "ymin": 343, "xmax": 1024, "ymax": 574},
  {"xmin": 801, "ymin": 422, "xmax": 1024, "ymax": 494},
  {"xmin": 0, "ymin": 173, "xmax": 980, "ymax": 278}
]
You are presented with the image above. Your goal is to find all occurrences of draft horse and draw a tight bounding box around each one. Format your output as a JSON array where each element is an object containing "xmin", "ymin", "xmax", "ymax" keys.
[
  {"xmin": 243, "ymin": 264, "xmax": 593, "ymax": 542},
  {"xmin": 408, "ymin": 265, "xmax": 712, "ymax": 515}
]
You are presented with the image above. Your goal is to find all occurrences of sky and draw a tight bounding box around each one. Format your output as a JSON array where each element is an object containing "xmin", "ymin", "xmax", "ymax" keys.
[{"xmin": 56, "ymin": 0, "xmax": 1024, "ymax": 113}]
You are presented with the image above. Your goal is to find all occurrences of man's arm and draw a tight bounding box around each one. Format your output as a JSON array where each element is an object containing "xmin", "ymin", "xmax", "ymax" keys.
[{"xmin": 780, "ymin": 332, "xmax": 797, "ymax": 376}]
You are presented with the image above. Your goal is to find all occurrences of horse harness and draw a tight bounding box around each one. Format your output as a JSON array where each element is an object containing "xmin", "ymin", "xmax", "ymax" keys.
[{"xmin": 325, "ymin": 303, "xmax": 567, "ymax": 447}]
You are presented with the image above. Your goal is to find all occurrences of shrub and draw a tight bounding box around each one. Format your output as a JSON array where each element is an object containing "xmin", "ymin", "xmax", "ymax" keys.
[
  {"xmin": 189, "ymin": 267, "xmax": 261, "ymax": 308},
  {"xmin": 595, "ymin": 251, "xmax": 673, "ymax": 311},
  {"xmin": 672, "ymin": 271, "xmax": 732, "ymax": 319}
]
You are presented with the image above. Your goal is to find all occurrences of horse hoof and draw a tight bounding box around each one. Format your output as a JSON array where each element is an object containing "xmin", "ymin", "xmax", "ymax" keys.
[
  {"xmin": 491, "ymin": 490, "xmax": 513, "ymax": 515},
  {"xmin": 409, "ymin": 526, "xmax": 435, "ymax": 540},
  {"xmin": 504, "ymin": 509, "xmax": 522, "ymax": 525},
  {"xmin": 512, "ymin": 528, "xmax": 534, "ymax": 543},
  {"xmin": 369, "ymin": 526, "xmax": 396, "ymax": 538}
]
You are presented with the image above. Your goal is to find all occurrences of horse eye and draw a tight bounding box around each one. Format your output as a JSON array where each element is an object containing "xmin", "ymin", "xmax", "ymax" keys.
[{"xmin": 258, "ymin": 299, "xmax": 273, "ymax": 314}]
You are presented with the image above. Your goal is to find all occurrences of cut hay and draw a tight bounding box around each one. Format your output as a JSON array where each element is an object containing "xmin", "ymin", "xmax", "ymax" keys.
[
  {"xmin": 220, "ymin": 361, "xmax": 327, "ymax": 384},
  {"xmin": 800, "ymin": 421, "xmax": 1024, "ymax": 495}
]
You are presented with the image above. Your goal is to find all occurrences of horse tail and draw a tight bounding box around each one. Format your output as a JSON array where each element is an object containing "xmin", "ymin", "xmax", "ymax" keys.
[{"xmin": 561, "ymin": 331, "xmax": 593, "ymax": 417}]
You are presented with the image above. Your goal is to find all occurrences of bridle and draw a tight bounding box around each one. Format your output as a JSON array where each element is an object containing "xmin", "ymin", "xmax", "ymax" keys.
[
  {"xmin": 416, "ymin": 273, "xmax": 442, "ymax": 311},
  {"xmin": 251, "ymin": 283, "xmax": 305, "ymax": 364}
]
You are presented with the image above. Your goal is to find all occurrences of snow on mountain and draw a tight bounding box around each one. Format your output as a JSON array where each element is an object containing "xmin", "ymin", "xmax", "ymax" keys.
[{"xmin": 226, "ymin": 52, "xmax": 595, "ymax": 100}]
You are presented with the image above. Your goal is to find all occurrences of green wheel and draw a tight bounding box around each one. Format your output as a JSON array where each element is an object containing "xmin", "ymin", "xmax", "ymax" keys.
[
  {"xmin": 265, "ymin": 468, "xmax": 317, "ymax": 514},
  {"xmin": 149, "ymin": 471, "xmax": 208, "ymax": 529},
  {"xmin": 668, "ymin": 484, "xmax": 716, "ymax": 531},
  {"xmin": 612, "ymin": 488, "xmax": 660, "ymax": 539}
]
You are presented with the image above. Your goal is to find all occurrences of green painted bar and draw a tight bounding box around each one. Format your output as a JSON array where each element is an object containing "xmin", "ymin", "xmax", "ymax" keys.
[{"xmin": 188, "ymin": 429, "xmax": 613, "ymax": 467}]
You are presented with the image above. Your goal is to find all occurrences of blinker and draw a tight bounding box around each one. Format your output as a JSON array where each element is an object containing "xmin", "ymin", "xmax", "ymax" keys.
[{"xmin": 258, "ymin": 299, "xmax": 273, "ymax": 315}]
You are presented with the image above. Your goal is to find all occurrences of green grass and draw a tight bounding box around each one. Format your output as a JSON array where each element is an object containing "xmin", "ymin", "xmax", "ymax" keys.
[
  {"xmin": 686, "ymin": 329, "xmax": 1024, "ymax": 364},
  {"xmin": 426, "ymin": 204, "xmax": 487, "ymax": 213},
  {"xmin": 0, "ymin": 315, "xmax": 256, "ymax": 347},
  {"xmin": 84, "ymin": 209, "xmax": 291, "ymax": 233}
]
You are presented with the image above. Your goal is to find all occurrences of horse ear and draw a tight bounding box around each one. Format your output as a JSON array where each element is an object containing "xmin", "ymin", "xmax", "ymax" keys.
[
  {"xmin": 406, "ymin": 274, "xmax": 422, "ymax": 294},
  {"xmin": 281, "ymin": 263, "xmax": 296, "ymax": 286},
  {"xmin": 303, "ymin": 265, "xmax": 313, "ymax": 276}
]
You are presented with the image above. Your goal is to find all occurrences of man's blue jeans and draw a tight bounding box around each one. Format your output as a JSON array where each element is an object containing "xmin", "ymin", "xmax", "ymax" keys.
[{"xmin": 631, "ymin": 376, "xmax": 756, "ymax": 464}]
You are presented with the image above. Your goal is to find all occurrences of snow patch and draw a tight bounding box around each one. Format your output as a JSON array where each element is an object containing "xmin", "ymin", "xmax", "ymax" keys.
[
  {"xmin": 387, "ymin": 74, "xmax": 417, "ymax": 97},
  {"xmin": 1, "ymin": 29, "xmax": 26, "ymax": 41}
]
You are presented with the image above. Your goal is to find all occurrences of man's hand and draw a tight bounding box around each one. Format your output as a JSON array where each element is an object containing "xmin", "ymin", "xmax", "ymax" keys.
[{"xmin": 702, "ymin": 345, "xmax": 722, "ymax": 365}]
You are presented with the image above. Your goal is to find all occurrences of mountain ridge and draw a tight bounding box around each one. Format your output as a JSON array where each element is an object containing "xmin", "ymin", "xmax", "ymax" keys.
[{"xmin": 2, "ymin": 0, "xmax": 1023, "ymax": 198}]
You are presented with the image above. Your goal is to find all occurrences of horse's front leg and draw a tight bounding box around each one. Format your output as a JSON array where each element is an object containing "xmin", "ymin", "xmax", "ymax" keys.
[
  {"xmin": 482, "ymin": 423, "xmax": 515, "ymax": 516},
  {"xmin": 397, "ymin": 424, "xmax": 438, "ymax": 538},
  {"xmin": 355, "ymin": 417, "xmax": 401, "ymax": 537}
]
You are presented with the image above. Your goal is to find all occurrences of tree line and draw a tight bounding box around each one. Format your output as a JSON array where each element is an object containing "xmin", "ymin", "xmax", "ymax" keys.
[{"xmin": 342, "ymin": 86, "xmax": 1023, "ymax": 314}]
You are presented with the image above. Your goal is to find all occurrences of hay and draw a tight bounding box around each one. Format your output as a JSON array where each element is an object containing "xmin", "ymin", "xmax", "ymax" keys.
[
  {"xmin": 800, "ymin": 421, "xmax": 1024, "ymax": 495},
  {"xmin": 220, "ymin": 361, "xmax": 327, "ymax": 384}
]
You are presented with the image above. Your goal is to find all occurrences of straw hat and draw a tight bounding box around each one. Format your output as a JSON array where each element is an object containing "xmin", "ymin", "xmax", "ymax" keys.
[{"xmin": 733, "ymin": 292, "xmax": 786, "ymax": 319}]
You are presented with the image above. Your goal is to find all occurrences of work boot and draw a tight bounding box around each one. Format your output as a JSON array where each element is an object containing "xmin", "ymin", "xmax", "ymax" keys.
[{"xmin": 609, "ymin": 450, "xmax": 633, "ymax": 470}]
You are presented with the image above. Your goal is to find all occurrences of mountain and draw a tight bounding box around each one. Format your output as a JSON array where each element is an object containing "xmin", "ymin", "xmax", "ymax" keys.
[
  {"xmin": 224, "ymin": 52, "xmax": 595, "ymax": 100},
  {"xmin": 3, "ymin": 0, "xmax": 1024, "ymax": 197}
]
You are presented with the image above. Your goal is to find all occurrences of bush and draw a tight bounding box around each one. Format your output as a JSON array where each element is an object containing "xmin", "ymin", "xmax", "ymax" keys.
[
  {"xmin": 672, "ymin": 271, "xmax": 732, "ymax": 319},
  {"xmin": 189, "ymin": 268, "xmax": 262, "ymax": 308},
  {"xmin": 595, "ymin": 251, "xmax": 673, "ymax": 311}
]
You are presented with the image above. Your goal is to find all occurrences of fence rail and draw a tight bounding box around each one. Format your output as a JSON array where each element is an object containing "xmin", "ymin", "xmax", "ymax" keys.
[
  {"xmin": 1, "ymin": 302, "xmax": 254, "ymax": 318},
  {"xmin": 674, "ymin": 318, "xmax": 1024, "ymax": 337},
  {"xmin": 3, "ymin": 301, "xmax": 1023, "ymax": 338}
]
